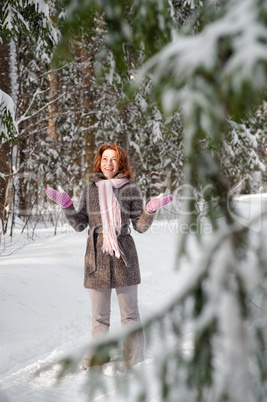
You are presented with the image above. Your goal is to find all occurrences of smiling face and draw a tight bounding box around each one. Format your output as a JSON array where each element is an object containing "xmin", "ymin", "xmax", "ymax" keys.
[{"xmin": 100, "ymin": 149, "xmax": 119, "ymax": 179}]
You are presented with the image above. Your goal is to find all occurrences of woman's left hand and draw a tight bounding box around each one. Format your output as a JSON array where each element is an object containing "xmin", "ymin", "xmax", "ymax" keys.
[{"xmin": 146, "ymin": 194, "xmax": 173, "ymax": 213}]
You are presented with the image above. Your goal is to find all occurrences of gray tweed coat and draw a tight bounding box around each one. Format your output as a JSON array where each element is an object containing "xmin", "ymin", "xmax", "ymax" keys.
[{"xmin": 63, "ymin": 176, "xmax": 155, "ymax": 289}]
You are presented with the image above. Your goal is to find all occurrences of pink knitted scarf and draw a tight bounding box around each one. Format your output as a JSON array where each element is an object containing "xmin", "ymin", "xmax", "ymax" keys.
[{"xmin": 96, "ymin": 178, "xmax": 128, "ymax": 258}]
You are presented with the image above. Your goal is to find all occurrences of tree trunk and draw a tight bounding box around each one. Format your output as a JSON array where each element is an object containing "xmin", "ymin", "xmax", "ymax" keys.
[
  {"xmin": 0, "ymin": 41, "xmax": 12, "ymax": 233},
  {"xmin": 77, "ymin": 41, "xmax": 96, "ymax": 185},
  {"xmin": 48, "ymin": 71, "xmax": 58, "ymax": 141}
]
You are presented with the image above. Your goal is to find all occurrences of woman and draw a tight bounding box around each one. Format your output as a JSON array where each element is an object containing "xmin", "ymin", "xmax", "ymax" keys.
[{"xmin": 45, "ymin": 144, "xmax": 172, "ymax": 370}]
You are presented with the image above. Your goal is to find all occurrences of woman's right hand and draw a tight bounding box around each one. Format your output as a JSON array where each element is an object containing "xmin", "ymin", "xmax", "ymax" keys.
[
  {"xmin": 45, "ymin": 187, "xmax": 73, "ymax": 208},
  {"xmin": 146, "ymin": 194, "xmax": 173, "ymax": 213}
]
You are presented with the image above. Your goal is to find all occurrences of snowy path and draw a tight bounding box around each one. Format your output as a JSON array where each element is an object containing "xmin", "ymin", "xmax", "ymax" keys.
[{"xmin": 0, "ymin": 221, "xmax": 184, "ymax": 401}]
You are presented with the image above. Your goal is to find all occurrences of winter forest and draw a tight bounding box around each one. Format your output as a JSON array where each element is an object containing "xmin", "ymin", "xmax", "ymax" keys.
[{"xmin": 1, "ymin": 0, "xmax": 267, "ymax": 401}]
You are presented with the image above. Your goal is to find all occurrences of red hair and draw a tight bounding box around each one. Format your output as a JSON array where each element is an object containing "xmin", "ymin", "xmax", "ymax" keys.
[{"xmin": 93, "ymin": 144, "xmax": 134, "ymax": 179}]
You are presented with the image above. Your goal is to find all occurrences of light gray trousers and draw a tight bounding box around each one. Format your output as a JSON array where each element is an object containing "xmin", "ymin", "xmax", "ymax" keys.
[{"xmin": 88, "ymin": 285, "xmax": 144, "ymax": 367}]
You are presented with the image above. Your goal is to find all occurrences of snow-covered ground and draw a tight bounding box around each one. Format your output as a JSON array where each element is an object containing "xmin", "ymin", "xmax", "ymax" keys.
[
  {"xmin": 0, "ymin": 219, "xmax": 187, "ymax": 402},
  {"xmin": 1, "ymin": 194, "xmax": 266, "ymax": 402}
]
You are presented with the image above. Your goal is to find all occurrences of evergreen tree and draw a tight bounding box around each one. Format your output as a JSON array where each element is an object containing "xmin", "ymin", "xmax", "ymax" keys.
[{"xmin": 0, "ymin": 0, "xmax": 59, "ymax": 233}]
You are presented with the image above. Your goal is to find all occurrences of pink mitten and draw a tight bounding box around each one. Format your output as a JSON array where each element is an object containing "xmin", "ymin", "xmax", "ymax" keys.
[
  {"xmin": 45, "ymin": 187, "xmax": 73, "ymax": 208},
  {"xmin": 146, "ymin": 194, "xmax": 173, "ymax": 213}
]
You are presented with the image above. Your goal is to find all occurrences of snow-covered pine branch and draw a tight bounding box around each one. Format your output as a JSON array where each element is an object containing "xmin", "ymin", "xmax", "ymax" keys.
[{"xmin": 0, "ymin": 90, "xmax": 18, "ymax": 143}]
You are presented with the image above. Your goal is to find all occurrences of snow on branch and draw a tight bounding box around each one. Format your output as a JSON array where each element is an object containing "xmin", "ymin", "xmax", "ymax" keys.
[
  {"xmin": 0, "ymin": 89, "xmax": 18, "ymax": 143},
  {"xmin": 17, "ymin": 91, "xmax": 66, "ymax": 126},
  {"xmin": 1, "ymin": 0, "xmax": 59, "ymax": 46},
  {"xmin": 136, "ymin": 0, "xmax": 267, "ymax": 116}
]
